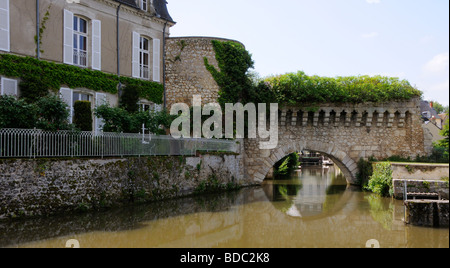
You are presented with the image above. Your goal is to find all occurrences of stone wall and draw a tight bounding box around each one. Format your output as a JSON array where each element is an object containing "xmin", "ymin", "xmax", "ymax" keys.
[
  {"xmin": 405, "ymin": 200, "xmax": 449, "ymax": 228},
  {"xmin": 391, "ymin": 163, "xmax": 449, "ymax": 181},
  {"xmin": 165, "ymin": 36, "xmax": 243, "ymax": 108},
  {"xmin": 0, "ymin": 152, "xmax": 250, "ymax": 220},
  {"xmin": 392, "ymin": 179, "xmax": 449, "ymax": 200},
  {"xmin": 245, "ymin": 98, "xmax": 431, "ymax": 185}
]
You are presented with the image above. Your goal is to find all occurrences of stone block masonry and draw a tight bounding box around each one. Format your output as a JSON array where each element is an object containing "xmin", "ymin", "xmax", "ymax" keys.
[
  {"xmin": 244, "ymin": 98, "xmax": 432, "ymax": 185},
  {"xmin": 0, "ymin": 153, "xmax": 250, "ymax": 220},
  {"xmin": 165, "ymin": 36, "xmax": 244, "ymax": 109}
]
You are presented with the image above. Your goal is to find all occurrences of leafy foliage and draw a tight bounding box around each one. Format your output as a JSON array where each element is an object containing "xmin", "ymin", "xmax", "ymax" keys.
[
  {"xmin": 364, "ymin": 162, "xmax": 394, "ymax": 197},
  {"xmin": 204, "ymin": 41, "xmax": 422, "ymax": 107},
  {"xmin": 0, "ymin": 96, "xmax": 38, "ymax": 129},
  {"xmin": 19, "ymin": 74, "xmax": 51, "ymax": 103},
  {"xmin": 94, "ymin": 105, "xmax": 175, "ymax": 135},
  {"xmin": 439, "ymin": 119, "xmax": 449, "ymax": 149},
  {"xmin": 35, "ymin": 95, "xmax": 71, "ymax": 131},
  {"xmin": 264, "ymin": 71, "xmax": 423, "ymax": 105},
  {"xmin": 204, "ymin": 40, "xmax": 255, "ymax": 106},
  {"xmin": 0, "ymin": 95, "xmax": 71, "ymax": 131},
  {"xmin": 356, "ymin": 158, "xmax": 374, "ymax": 187},
  {"xmin": 274, "ymin": 153, "xmax": 300, "ymax": 179},
  {"xmin": 0, "ymin": 54, "xmax": 163, "ymax": 104},
  {"xmin": 119, "ymin": 85, "xmax": 140, "ymax": 113},
  {"xmin": 73, "ymin": 101, "xmax": 93, "ymax": 131}
]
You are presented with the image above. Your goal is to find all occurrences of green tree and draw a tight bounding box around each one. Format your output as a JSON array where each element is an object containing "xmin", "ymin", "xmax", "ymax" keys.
[
  {"xmin": 0, "ymin": 95, "xmax": 70, "ymax": 131},
  {"xmin": 73, "ymin": 101, "xmax": 93, "ymax": 131},
  {"xmin": 439, "ymin": 119, "xmax": 449, "ymax": 153},
  {"xmin": 94, "ymin": 105, "xmax": 174, "ymax": 134},
  {"xmin": 430, "ymin": 101, "xmax": 449, "ymax": 114},
  {"xmin": 0, "ymin": 95, "xmax": 37, "ymax": 129},
  {"xmin": 364, "ymin": 162, "xmax": 394, "ymax": 197},
  {"xmin": 35, "ymin": 95, "xmax": 71, "ymax": 131},
  {"xmin": 119, "ymin": 84, "xmax": 141, "ymax": 114}
]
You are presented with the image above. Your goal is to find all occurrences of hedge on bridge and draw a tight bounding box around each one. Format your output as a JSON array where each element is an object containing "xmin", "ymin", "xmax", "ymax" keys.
[{"xmin": 205, "ymin": 40, "xmax": 423, "ymax": 106}]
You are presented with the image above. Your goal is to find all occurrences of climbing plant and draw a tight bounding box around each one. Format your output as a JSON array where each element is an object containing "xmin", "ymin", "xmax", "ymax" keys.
[
  {"xmin": 204, "ymin": 40, "xmax": 255, "ymax": 106},
  {"xmin": 204, "ymin": 40, "xmax": 422, "ymax": 107},
  {"xmin": 34, "ymin": 4, "xmax": 52, "ymax": 56},
  {"xmin": 0, "ymin": 54, "xmax": 164, "ymax": 104}
]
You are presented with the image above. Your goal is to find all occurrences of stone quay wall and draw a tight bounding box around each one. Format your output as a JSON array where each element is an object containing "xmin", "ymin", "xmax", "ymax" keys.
[
  {"xmin": 405, "ymin": 200, "xmax": 449, "ymax": 228},
  {"xmin": 165, "ymin": 36, "xmax": 243, "ymax": 109},
  {"xmin": 0, "ymin": 153, "xmax": 249, "ymax": 220}
]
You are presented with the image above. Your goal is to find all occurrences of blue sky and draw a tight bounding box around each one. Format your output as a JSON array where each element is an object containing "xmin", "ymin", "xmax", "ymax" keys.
[{"xmin": 167, "ymin": 0, "xmax": 450, "ymax": 105}]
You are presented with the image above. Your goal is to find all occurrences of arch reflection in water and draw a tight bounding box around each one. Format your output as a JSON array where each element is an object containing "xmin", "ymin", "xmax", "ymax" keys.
[{"xmin": 262, "ymin": 165, "xmax": 348, "ymax": 219}]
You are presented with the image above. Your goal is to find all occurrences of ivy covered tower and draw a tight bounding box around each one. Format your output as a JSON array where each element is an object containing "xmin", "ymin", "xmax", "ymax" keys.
[{"xmin": 164, "ymin": 37, "xmax": 244, "ymax": 109}]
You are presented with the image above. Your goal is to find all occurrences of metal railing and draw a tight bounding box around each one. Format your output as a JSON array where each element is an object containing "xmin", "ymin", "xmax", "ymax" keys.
[{"xmin": 0, "ymin": 128, "xmax": 238, "ymax": 158}]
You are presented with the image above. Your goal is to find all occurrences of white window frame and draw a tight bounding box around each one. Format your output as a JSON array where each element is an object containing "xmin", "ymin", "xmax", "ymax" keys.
[
  {"xmin": 140, "ymin": 0, "xmax": 148, "ymax": 12},
  {"xmin": 0, "ymin": 77, "xmax": 17, "ymax": 96},
  {"xmin": 153, "ymin": 39, "xmax": 161, "ymax": 82},
  {"xmin": 73, "ymin": 16, "xmax": 88, "ymax": 67},
  {"xmin": 95, "ymin": 92, "xmax": 107, "ymax": 135},
  {"xmin": 91, "ymin": 20, "xmax": 101, "ymax": 70},
  {"xmin": 139, "ymin": 36, "xmax": 151, "ymax": 80},
  {"xmin": 0, "ymin": 0, "xmax": 10, "ymax": 52},
  {"xmin": 59, "ymin": 88, "xmax": 73, "ymax": 124}
]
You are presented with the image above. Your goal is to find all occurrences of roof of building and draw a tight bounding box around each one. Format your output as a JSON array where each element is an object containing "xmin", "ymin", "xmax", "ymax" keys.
[
  {"xmin": 420, "ymin": 100, "xmax": 439, "ymax": 119},
  {"xmin": 114, "ymin": 0, "xmax": 174, "ymax": 23},
  {"xmin": 115, "ymin": 0, "xmax": 139, "ymax": 9},
  {"xmin": 153, "ymin": 0, "xmax": 174, "ymax": 22}
]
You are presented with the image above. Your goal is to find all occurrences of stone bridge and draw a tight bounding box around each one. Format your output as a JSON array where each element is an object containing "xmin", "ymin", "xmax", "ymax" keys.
[{"xmin": 243, "ymin": 98, "xmax": 432, "ymax": 185}]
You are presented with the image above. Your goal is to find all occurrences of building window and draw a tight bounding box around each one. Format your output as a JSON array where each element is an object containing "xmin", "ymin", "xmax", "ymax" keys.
[
  {"xmin": 139, "ymin": 37, "xmax": 150, "ymax": 80},
  {"xmin": 0, "ymin": 77, "xmax": 17, "ymax": 97},
  {"xmin": 140, "ymin": 0, "xmax": 148, "ymax": 11},
  {"xmin": 0, "ymin": 0, "xmax": 10, "ymax": 52},
  {"xmin": 73, "ymin": 16, "xmax": 88, "ymax": 67},
  {"xmin": 73, "ymin": 92, "xmax": 92, "ymax": 105}
]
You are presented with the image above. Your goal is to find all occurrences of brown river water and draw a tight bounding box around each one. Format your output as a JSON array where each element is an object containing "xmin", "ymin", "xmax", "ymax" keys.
[{"xmin": 1, "ymin": 166, "xmax": 448, "ymax": 248}]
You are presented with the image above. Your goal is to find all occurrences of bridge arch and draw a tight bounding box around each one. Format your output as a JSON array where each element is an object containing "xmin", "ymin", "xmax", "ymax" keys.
[
  {"xmin": 252, "ymin": 141, "xmax": 358, "ymax": 185},
  {"xmin": 243, "ymin": 99, "xmax": 430, "ymax": 186}
]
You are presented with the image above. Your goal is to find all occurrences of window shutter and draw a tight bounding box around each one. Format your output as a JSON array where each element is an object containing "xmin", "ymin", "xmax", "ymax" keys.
[
  {"xmin": 0, "ymin": 77, "xmax": 17, "ymax": 96},
  {"xmin": 63, "ymin": 9, "xmax": 74, "ymax": 65},
  {"xmin": 59, "ymin": 87, "xmax": 73, "ymax": 123},
  {"xmin": 0, "ymin": 0, "xmax": 10, "ymax": 52},
  {"xmin": 95, "ymin": 93, "xmax": 107, "ymax": 134},
  {"xmin": 153, "ymin": 38, "xmax": 161, "ymax": 82},
  {"xmin": 91, "ymin": 20, "xmax": 101, "ymax": 70},
  {"xmin": 132, "ymin": 32, "xmax": 140, "ymax": 78}
]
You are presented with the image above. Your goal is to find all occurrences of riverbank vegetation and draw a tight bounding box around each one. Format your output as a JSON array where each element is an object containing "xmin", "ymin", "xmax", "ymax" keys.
[{"xmin": 273, "ymin": 153, "xmax": 300, "ymax": 180}]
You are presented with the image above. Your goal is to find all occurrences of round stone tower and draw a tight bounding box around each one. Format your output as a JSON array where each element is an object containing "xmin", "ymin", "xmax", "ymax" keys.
[{"xmin": 164, "ymin": 36, "xmax": 243, "ymax": 108}]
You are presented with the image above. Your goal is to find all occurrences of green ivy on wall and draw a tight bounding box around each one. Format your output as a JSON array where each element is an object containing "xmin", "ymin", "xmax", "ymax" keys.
[{"xmin": 0, "ymin": 54, "xmax": 164, "ymax": 104}]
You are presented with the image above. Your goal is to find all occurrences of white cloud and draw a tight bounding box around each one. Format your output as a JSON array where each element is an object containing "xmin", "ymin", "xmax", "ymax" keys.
[
  {"xmin": 423, "ymin": 52, "xmax": 449, "ymax": 76},
  {"xmin": 420, "ymin": 35, "xmax": 435, "ymax": 45},
  {"xmin": 423, "ymin": 79, "xmax": 450, "ymax": 106},
  {"xmin": 366, "ymin": 0, "xmax": 381, "ymax": 4},
  {"xmin": 361, "ymin": 32, "xmax": 379, "ymax": 39}
]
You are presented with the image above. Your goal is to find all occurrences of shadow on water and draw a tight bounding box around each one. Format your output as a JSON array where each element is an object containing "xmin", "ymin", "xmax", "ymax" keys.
[
  {"xmin": 0, "ymin": 190, "xmax": 248, "ymax": 248},
  {"xmin": 1, "ymin": 165, "xmax": 448, "ymax": 248}
]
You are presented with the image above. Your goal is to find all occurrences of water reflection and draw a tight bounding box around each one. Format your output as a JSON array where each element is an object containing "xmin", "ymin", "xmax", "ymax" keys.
[
  {"xmin": 0, "ymin": 166, "xmax": 448, "ymax": 248},
  {"xmin": 263, "ymin": 166, "xmax": 348, "ymax": 219}
]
